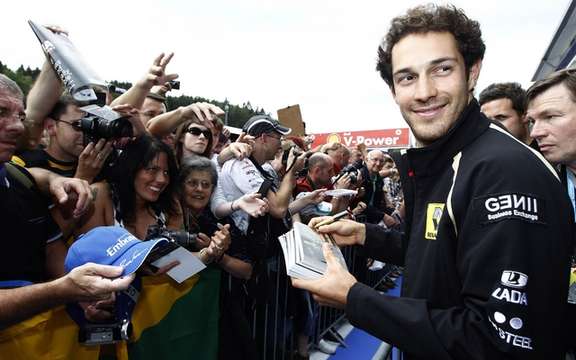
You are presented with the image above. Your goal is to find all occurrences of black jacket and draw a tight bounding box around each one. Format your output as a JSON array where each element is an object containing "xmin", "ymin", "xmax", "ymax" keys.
[{"xmin": 346, "ymin": 101, "xmax": 574, "ymax": 359}]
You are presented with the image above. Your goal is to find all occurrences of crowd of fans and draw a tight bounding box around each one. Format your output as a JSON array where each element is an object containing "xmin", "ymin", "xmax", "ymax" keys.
[
  {"xmin": 0, "ymin": 30, "xmax": 407, "ymax": 359},
  {"xmin": 2, "ymin": 3, "xmax": 576, "ymax": 359}
]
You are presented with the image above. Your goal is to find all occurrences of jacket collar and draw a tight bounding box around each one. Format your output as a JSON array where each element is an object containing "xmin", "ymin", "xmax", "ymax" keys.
[{"xmin": 405, "ymin": 99, "xmax": 489, "ymax": 177}]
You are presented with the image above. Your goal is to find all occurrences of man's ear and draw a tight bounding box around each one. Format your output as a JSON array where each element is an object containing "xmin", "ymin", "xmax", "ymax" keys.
[
  {"xmin": 467, "ymin": 60, "xmax": 482, "ymax": 92},
  {"xmin": 45, "ymin": 118, "xmax": 57, "ymax": 136}
]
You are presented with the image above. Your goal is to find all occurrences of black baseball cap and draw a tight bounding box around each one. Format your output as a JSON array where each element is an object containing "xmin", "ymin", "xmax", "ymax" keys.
[{"xmin": 243, "ymin": 115, "xmax": 291, "ymax": 137}]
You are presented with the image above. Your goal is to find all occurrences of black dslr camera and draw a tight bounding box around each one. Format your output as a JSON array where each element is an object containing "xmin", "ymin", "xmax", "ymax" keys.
[
  {"xmin": 79, "ymin": 105, "xmax": 133, "ymax": 144},
  {"xmin": 336, "ymin": 162, "xmax": 363, "ymax": 185},
  {"xmin": 145, "ymin": 224, "xmax": 198, "ymax": 251},
  {"xmin": 169, "ymin": 80, "xmax": 180, "ymax": 90}
]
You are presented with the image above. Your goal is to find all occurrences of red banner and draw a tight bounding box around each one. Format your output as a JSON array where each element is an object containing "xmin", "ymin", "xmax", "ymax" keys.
[{"xmin": 310, "ymin": 128, "xmax": 410, "ymax": 148}]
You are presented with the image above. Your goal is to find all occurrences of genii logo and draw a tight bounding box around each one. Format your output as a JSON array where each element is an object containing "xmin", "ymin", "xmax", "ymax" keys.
[
  {"xmin": 475, "ymin": 193, "xmax": 546, "ymax": 225},
  {"xmin": 501, "ymin": 270, "xmax": 528, "ymax": 288},
  {"xmin": 425, "ymin": 203, "xmax": 444, "ymax": 240}
]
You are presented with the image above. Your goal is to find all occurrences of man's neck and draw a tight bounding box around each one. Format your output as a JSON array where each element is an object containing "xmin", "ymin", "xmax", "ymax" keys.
[
  {"xmin": 46, "ymin": 143, "xmax": 76, "ymax": 163},
  {"xmin": 251, "ymin": 150, "xmax": 268, "ymax": 165}
]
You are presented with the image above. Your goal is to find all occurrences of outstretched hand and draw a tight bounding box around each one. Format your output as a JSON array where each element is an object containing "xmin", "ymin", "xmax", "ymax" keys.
[
  {"xmin": 65, "ymin": 263, "xmax": 135, "ymax": 301},
  {"xmin": 291, "ymin": 243, "xmax": 357, "ymax": 309},
  {"xmin": 140, "ymin": 53, "xmax": 179, "ymax": 90}
]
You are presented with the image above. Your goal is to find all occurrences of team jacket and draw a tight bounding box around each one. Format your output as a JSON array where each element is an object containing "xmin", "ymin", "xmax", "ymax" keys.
[{"xmin": 346, "ymin": 100, "xmax": 575, "ymax": 359}]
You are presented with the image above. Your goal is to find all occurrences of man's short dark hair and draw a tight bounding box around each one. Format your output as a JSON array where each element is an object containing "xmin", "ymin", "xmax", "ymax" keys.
[
  {"xmin": 526, "ymin": 69, "xmax": 576, "ymax": 105},
  {"xmin": 376, "ymin": 4, "xmax": 485, "ymax": 90},
  {"xmin": 479, "ymin": 82, "xmax": 527, "ymax": 116},
  {"xmin": 48, "ymin": 94, "xmax": 78, "ymax": 120}
]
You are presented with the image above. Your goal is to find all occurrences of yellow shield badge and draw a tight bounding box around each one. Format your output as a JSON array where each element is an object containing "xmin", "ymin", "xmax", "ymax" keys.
[{"xmin": 425, "ymin": 203, "xmax": 445, "ymax": 240}]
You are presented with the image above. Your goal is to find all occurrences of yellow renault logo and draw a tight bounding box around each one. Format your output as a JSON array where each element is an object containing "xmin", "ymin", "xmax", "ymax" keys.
[{"xmin": 425, "ymin": 203, "xmax": 445, "ymax": 240}]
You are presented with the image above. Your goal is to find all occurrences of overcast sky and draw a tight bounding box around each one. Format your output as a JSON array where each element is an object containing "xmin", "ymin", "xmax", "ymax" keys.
[{"xmin": 1, "ymin": 0, "xmax": 570, "ymax": 133}]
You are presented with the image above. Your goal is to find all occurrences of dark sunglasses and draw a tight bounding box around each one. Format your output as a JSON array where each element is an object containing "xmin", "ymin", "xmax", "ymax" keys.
[
  {"xmin": 186, "ymin": 127, "xmax": 212, "ymax": 138},
  {"xmin": 54, "ymin": 118, "xmax": 83, "ymax": 132}
]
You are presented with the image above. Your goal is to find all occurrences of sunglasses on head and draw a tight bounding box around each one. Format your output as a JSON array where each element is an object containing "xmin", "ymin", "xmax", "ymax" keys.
[{"xmin": 186, "ymin": 127, "xmax": 212, "ymax": 138}]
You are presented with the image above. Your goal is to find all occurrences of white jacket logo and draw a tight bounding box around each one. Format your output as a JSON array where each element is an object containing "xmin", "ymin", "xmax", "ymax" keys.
[
  {"xmin": 501, "ymin": 270, "xmax": 528, "ymax": 288},
  {"xmin": 484, "ymin": 194, "xmax": 539, "ymax": 222}
]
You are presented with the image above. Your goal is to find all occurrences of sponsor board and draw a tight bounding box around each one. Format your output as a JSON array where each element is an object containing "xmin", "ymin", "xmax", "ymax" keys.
[{"xmin": 310, "ymin": 128, "xmax": 410, "ymax": 149}]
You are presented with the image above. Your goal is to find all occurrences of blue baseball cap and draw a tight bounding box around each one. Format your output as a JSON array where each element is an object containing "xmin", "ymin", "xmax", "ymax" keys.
[{"xmin": 65, "ymin": 226, "xmax": 169, "ymax": 276}]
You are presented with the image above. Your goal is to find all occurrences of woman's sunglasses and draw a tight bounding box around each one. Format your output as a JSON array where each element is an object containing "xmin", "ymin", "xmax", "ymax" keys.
[{"xmin": 186, "ymin": 127, "xmax": 212, "ymax": 138}]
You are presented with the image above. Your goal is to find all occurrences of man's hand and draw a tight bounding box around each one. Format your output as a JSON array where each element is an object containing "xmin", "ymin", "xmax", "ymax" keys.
[
  {"xmin": 237, "ymin": 193, "xmax": 268, "ymax": 217},
  {"xmin": 227, "ymin": 142, "xmax": 253, "ymax": 161},
  {"xmin": 287, "ymin": 150, "xmax": 308, "ymax": 174},
  {"xmin": 179, "ymin": 102, "xmax": 225, "ymax": 124},
  {"xmin": 49, "ymin": 176, "xmax": 93, "ymax": 219},
  {"xmin": 334, "ymin": 173, "xmax": 352, "ymax": 190},
  {"xmin": 113, "ymin": 104, "xmax": 148, "ymax": 138},
  {"xmin": 291, "ymin": 243, "xmax": 357, "ymax": 309},
  {"xmin": 196, "ymin": 233, "xmax": 211, "ymax": 249},
  {"xmin": 79, "ymin": 293, "xmax": 115, "ymax": 322},
  {"xmin": 63, "ymin": 263, "xmax": 135, "ymax": 301},
  {"xmin": 352, "ymin": 201, "xmax": 367, "ymax": 216},
  {"xmin": 301, "ymin": 188, "xmax": 326, "ymax": 205},
  {"xmin": 139, "ymin": 53, "xmax": 178, "ymax": 90},
  {"xmin": 236, "ymin": 132, "xmax": 255, "ymax": 146},
  {"xmin": 75, "ymin": 139, "xmax": 114, "ymax": 183},
  {"xmin": 308, "ymin": 217, "xmax": 366, "ymax": 247}
]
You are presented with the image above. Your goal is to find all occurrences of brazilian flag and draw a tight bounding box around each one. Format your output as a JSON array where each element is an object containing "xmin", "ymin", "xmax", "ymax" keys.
[
  {"xmin": 121, "ymin": 265, "xmax": 221, "ymax": 359},
  {"xmin": 0, "ymin": 266, "xmax": 221, "ymax": 360}
]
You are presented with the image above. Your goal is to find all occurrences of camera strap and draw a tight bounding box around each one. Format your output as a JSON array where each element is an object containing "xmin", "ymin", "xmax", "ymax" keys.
[{"xmin": 66, "ymin": 276, "xmax": 142, "ymax": 344}]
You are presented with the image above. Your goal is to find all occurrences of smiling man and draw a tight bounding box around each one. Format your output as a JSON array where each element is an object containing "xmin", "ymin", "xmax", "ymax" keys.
[{"xmin": 292, "ymin": 4, "xmax": 574, "ymax": 359}]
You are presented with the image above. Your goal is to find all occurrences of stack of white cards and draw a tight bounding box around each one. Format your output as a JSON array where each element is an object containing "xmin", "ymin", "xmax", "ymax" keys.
[{"xmin": 278, "ymin": 222, "xmax": 348, "ymax": 280}]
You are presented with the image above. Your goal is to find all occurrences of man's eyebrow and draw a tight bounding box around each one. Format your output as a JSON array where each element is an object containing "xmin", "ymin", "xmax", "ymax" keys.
[{"xmin": 393, "ymin": 57, "xmax": 458, "ymax": 77}]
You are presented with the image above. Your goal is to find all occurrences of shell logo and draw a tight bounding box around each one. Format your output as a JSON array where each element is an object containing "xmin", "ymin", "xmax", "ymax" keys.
[{"xmin": 326, "ymin": 133, "xmax": 341, "ymax": 144}]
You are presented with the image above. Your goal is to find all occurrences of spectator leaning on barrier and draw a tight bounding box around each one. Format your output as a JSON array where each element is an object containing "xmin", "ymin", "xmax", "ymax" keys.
[
  {"xmin": 0, "ymin": 74, "xmax": 133, "ymax": 328},
  {"xmin": 292, "ymin": 4, "xmax": 574, "ymax": 359},
  {"xmin": 479, "ymin": 82, "xmax": 536, "ymax": 148}
]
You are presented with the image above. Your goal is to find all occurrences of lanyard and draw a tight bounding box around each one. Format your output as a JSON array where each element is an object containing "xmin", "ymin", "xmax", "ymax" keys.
[{"xmin": 567, "ymin": 169, "xmax": 576, "ymax": 222}]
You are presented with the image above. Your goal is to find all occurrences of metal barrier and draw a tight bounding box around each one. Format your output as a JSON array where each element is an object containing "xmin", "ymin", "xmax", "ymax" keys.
[{"xmin": 243, "ymin": 240, "xmax": 400, "ymax": 360}]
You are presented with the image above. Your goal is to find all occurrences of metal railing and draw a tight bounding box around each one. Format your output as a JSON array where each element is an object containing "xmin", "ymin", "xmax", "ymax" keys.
[{"xmin": 241, "ymin": 243, "xmax": 399, "ymax": 360}]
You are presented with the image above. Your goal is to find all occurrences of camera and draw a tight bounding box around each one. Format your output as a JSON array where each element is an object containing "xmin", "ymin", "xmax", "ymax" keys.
[
  {"xmin": 336, "ymin": 162, "xmax": 363, "ymax": 185},
  {"xmin": 169, "ymin": 80, "xmax": 180, "ymax": 90},
  {"xmin": 145, "ymin": 224, "xmax": 198, "ymax": 250},
  {"xmin": 78, "ymin": 104, "xmax": 133, "ymax": 144},
  {"xmin": 78, "ymin": 320, "xmax": 131, "ymax": 346}
]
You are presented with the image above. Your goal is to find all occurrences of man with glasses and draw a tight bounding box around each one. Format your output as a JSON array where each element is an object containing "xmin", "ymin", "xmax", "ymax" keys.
[
  {"xmin": 13, "ymin": 96, "xmax": 114, "ymax": 183},
  {"xmin": 357, "ymin": 149, "xmax": 399, "ymax": 226}
]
